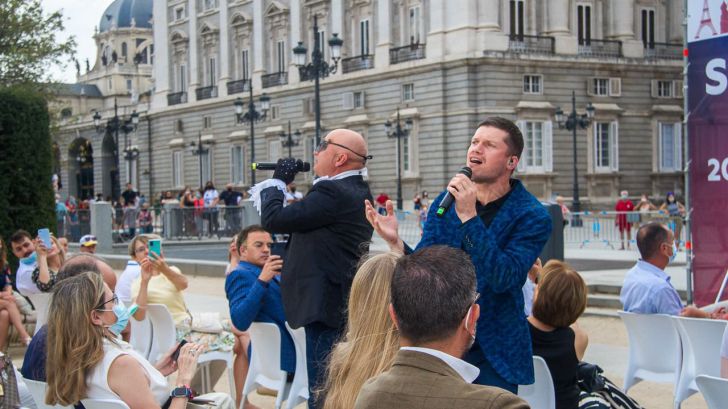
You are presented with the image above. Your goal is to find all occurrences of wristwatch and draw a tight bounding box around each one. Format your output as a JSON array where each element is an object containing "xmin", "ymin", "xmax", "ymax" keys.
[{"xmin": 170, "ymin": 385, "xmax": 194, "ymax": 399}]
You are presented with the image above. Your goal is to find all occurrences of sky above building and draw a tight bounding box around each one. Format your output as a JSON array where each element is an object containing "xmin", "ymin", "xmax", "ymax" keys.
[{"xmin": 41, "ymin": 0, "xmax": 114, "ymax": 84}]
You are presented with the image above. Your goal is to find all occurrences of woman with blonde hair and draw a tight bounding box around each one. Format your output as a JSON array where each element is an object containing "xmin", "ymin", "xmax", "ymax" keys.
[
  {"xmin": 45, "ymin": 271, "xmax": 234, "ymax": 408},
  {"xmin": 33, "ymin": 235, "xmax": 65, "ymax": 291},
  {"xmin": 321, "ymin": 252, "xmax": 401, "ymax": 409}
]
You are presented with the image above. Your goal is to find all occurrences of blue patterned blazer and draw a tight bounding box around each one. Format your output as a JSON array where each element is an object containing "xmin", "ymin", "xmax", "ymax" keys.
[
  {"xmin": 412, "ymin": 179, "xmax": 552, "ymax": 385},
  {"xmin": 225, "ymin": 260, "xmax": 296, "ymax": 373}
]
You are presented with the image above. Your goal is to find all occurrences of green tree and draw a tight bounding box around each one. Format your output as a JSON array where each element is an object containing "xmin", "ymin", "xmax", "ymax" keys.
[
  {"xmin": 0, "ymin": 0, "xmax": 75, "ymax": 85},
  {"xmin": 0, "ymin": 85, "xmax": 55, "ymax": 267}
]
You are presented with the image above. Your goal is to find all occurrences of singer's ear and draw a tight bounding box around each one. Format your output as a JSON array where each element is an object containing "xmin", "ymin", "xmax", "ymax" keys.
[{"xmin": 507, "ymin": 156, "xmax": 518, "ymax": 169}]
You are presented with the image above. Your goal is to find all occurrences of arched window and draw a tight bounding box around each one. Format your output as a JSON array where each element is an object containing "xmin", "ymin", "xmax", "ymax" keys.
[{"xmin": 121, "ymin": 42, "xmax": 128, "ymax": 58}]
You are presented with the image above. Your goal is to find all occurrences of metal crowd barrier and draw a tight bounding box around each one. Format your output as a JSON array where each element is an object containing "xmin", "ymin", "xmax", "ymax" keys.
[
  {"xmin": 564, "ymin": 210, "xmax": 686, "ymax": 249},
  {"xmin": 160, "ymin": 206, "xmax": 247, "ymax": 240},
  {"xmin": 57, "ymin": 209, "xmax": 91, "ymax": 242}
]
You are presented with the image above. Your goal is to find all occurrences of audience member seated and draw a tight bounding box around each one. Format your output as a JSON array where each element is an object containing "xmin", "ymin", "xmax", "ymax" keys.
[
  {"xmin": 32, "ymin": 235, "xmax": 65, "ymax": 292},
  {"xmin": 0, "ymin": 234, "xmax": 32, "ymax": 347},
  {"xmin": 225, "ymin": 230, "xmax": 268, "ymax": 409},
  {"xmin": 44, "ymin": 272, "xmax": 234, "ymax": 409},
  {"xmin": 354, "ymin": 246, "xmax": 528, "ymax": 409},
  {"xmin": 527, "ymin": 260, "xmax": 589, "ymax": 409},
  {"xmin": 522, "ymin": 258, "xmax": 542, "ymax": 316},
  {"xmin": 721, "ymin": 325, "xmax": 728, "ymax": 378},
  {"xmin": 9, "ymin": 230, "xmax": 40, "ymax": 296},
  {"xmin": 21, "ymin": 254, "xmax": 117, "ymax": 382},
  {"xmin": 321, "ymin": 252, "xmax": 400, "ymax": 409}
]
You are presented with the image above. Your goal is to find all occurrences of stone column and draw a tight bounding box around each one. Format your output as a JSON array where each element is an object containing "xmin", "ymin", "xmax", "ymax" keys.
[
  {"xmin": 188, "ymin": 0, "xmax": 199, "ymax": 101},
  {"xmin": 479, "ymin": 0, "xmax": 500, "ymax": 31},
  {"xmin": 611, "ymin": 0, "xmax": 635, "ymax": 40},
  {"xmin": 90, "ymin": 202, "xmax": 113, "ymax": 254},
  {"xmin": 289, "ymin": 0, "xmax": 302, "ymax": 83},
  {"xmin": 152, "ymin": 0, "xmax": 169, "ymax": 109},
  {"xmin": 478, "ymin": 0, "xmax": 508, "ymax": 52},
  {"xmin": 252, "ymin": 0, "xmax": 264, "ymax": 90},
  {"xmin": 545, "ymin": 0, "xmax": 570, "ymax": 35},
  {"xmin": 374, "ymin": 0, "xmax": 391, "ymax": 69},
  {"xmin": 668, "ymin": 1, "xmax": 684, "ymax": 43},
  {"xmin": 218, "ymin": 0, "xmax": 230, "ymax": 96}
]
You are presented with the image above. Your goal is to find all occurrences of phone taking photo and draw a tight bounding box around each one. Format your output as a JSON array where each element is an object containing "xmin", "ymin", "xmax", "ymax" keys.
[
  {"xmin": 37, "ymin": 228, "xmax": 52, "ymax": 248},
  {"xmin": 171, "ymin": 339, "xmax": 187, "ymax": 362},
  {"xmin": 148, "ymin": 239, "xmax": 162, "ymax": 258}
]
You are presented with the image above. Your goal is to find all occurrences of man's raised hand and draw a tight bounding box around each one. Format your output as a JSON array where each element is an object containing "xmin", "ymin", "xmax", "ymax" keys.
[{"xmin": 364, "ymin": 199, "xmax": 404, "ymax": 253}]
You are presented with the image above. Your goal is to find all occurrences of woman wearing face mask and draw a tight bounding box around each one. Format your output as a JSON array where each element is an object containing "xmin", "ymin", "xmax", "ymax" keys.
[
  {"xmin": 45, "ymin": 272, "xmax": 234, "ymax": 409},
  {"xmin": 659, "ymin": 192, "xmax": 686, "ymax": 250}
]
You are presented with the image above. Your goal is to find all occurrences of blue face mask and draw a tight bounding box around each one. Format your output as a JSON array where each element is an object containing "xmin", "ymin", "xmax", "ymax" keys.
[
  {"xmin": 106, "ymin": 304, "xmax": 135, "ymax": 336},
  {"xmin": 669, "ymin": 242, "xmax": 678, "ymax": 264},
  {"xmin": 20, "ymin": 252, "xmax": 37, "ymax": 266}
]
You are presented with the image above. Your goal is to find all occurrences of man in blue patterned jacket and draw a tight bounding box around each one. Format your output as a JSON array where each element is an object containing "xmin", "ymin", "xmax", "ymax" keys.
[
  {"xmin": 366, "ymin": 117, "xmax": 552, "ymax": 393},
  {"xmin": 225, "ymin": 225, "xmax": 295, "ymax": 376}
]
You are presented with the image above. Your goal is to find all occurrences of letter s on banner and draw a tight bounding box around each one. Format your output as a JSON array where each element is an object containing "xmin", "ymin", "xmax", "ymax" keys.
[{"xmin": 706, "ymin": 58, "xmax": 727, "ymax": 96}]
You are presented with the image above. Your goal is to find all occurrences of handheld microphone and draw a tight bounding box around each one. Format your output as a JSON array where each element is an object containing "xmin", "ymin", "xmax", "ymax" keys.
[
  {"xmin": 436, "ymin": 166, "xmax": 472, "ymax": 217},
  {"xmin": 251, "ymin": 161, "xmax": 311, "ymax": 172}
]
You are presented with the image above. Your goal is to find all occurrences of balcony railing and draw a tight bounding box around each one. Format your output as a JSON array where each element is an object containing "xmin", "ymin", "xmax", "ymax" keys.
[
  {"xmin": 578, "ymin": 39, "xmax": 623, "ymax": 58},
  {"xmin": 195, "ymin": 85, "xmax": 218, "ymax": 101},
  {"xmin": 389, "ymin": 43, "xmax": 426, "ymax": 64},
  {"xmin": 508, "ymin": 35, "xmax": 555, "ymax": 55},
  {"xmin": 341, "ymin": 55, "xmax": 375, "ymax": 73},
  {"xmin": 226, "ymin": 79, "xmax": 250, "ymax": 95},
  {"xmin": 167, "ymin": 92, "xmax": 187, "ymax": 106},
  {"xmin": 262, "ymin": 72, "xmax": 288, "ymax": 88},
  {"xmin": 644, "ymin": 42, "xmax": 683, "ymax": 60}
]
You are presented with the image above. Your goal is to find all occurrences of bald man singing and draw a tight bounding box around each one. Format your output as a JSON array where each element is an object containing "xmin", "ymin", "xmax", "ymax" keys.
[{"xmin": 255, "ymin": 129, "xmax": 373, "ymax": 408}]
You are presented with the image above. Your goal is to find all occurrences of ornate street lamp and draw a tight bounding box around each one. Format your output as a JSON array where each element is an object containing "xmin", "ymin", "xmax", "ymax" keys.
[
  {"xmin": 279, "ymin": 120, "xmax": 301, "ymax": 158},
  {"xmin": 94, "ymin": 99, "xmax": 139, "ymax": 200},
  {"xmin": 293, "ymin": 15, "xmax": 343, "ymax": 146},
  {"xmin": 189, "ymin": 132, "xmax": 215, "ymax": 191},
  {"xmin": 555, "ymin": 90, "xmax": 595, "ymax": 226},
  {"xmin": 234, "ymin": 80, "xmax": 270, "ymax": 185},
  {"xmin": 384, "ymin": 108, "xmax": 413, "ymax": 210}
]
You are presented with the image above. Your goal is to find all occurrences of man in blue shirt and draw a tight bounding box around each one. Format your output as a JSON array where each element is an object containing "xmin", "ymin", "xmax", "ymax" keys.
[
  {"xmin": 621, "ymin": 222, "xmax": 684, "ymax": 315},
  {"xmin": 225, "ymin": 225, "xmax": 295, "ymax": 376}
]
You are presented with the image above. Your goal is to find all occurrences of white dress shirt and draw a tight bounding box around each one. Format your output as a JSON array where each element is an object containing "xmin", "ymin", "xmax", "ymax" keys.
[{"xmin": 401, "ymin": 346, "xmax": 480, "ymax": 383}]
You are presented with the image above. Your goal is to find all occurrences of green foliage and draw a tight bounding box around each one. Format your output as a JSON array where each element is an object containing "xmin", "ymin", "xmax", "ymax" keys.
[
  {"xmin": 0, "ymin": 85, "xmax": 55, "ymax": 267},
  {"xmin": 0, "ymin": 0, "xmax": 76, "ymax": 85}
]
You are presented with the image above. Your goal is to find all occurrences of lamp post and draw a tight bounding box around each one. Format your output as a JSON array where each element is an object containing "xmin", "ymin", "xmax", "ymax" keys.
[
  {"xmin": 190, "ymin": 132, "xmax": 214, "ymax": 191},
  {"xmin": 93, "ymin": 98, "xmax": 139, "ymax": 200},
  {"xmin": 234, "ymin": 79, "xmax": 271, "ymax": 185},
  {"xmin": 384, "ymin": 108, "xmax": 413, "ymax": 211},
  {"xmin": 279, "ymin": 120, "xmax": 302, "ymax": 158},
  {"xmin": 292, "ymin": 15, "xmax": 343, "ymax": 146},
  {"xmin": 555, "ymin": 90, "xmax": 595, "ymax": 226}
]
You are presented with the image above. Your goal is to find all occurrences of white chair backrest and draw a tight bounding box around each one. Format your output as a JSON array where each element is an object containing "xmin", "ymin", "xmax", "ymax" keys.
[
  {"xmin": 28, "ymin": 293, "xmax": 52, "ymax": 336},
  {"xmin": 672, "ymin": 315, "xmax": 727, "ymax": 405},
  {"xmin": 80, "ymin": 398, "xmax": 131, "ymax": 409},
  {"xmin": 284, "ymin": 321, "xmax": 309, "ymax": 409},
  {"xmin": 129, "ymin": 316, "xmax": 153, "ymax": 360},
  {"xmin": 618, "ymin": 311, "xmax": 681, "ymax": 391},
  {"xmin": 21, "ymin": 377, "xmax": 72, "ymax": 409},
  {"xmin": 248, "ymin": 322, "xmax": 286, "ymax": 385},
  {"xmin": 145, "ymin": 304, "xmax": 177, "ymax": 361},
  {"xmin": 696, "ymin": 375, "xmax": 728, "ymax": 409},
  {"xmin": 517, "ymin": 356, "xmax": 555, "ymax": 409}
]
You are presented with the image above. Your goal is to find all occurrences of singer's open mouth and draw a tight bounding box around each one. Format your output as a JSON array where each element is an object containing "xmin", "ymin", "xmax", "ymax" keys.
[{"xmin": 468, "ymin": 158, "xmax": 483, "ymax": 165}]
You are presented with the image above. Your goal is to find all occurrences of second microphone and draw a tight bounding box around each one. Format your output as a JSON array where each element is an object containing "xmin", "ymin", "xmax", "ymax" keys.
[{"xmin": 252, "ymin": 160, "xmax": 311, "ymax": 172}]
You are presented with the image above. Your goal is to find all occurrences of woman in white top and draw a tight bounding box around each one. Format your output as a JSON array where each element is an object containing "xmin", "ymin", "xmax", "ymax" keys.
[
  {"xmin": 721, "ymin": 325, "xmax": 728, "ymax": 378},
  {"xmin": 44, "ymin": 271, "xmax": 234, "ymax": 409}
]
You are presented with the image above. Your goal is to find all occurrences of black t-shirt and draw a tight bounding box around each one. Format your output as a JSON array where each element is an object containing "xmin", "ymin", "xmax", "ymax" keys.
[
  {"xmin": 475, "ymin": 179, "xmax": 515, "ymax": 227},
  {"xmin": 122, "ymin": 189, "xmax": 138, "ymax": 205},
  {"xmin": 219, "ymin": 189, "xmax": 243, "ymax": 207},
  {"xmin": 529, "ymin": 322, "xmax": 580, "ymax": 409}
]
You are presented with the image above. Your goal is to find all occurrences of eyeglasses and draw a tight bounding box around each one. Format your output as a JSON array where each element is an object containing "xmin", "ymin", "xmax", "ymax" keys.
[
  {"xmin": 315, "ymin": 139, "xmax": 373, "ymax": 163},
  {"xmin": 134, "ymin": 246, "xmax": 147, "ymax": 254},
  {"xmin": 94, "ymin": 293, "xmax": 119, "ymax": 311}
]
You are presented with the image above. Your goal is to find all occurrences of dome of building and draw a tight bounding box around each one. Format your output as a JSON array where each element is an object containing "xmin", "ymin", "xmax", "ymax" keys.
[{"xmin": 99, "ymin": 0, "xmax": 153, "ymax": 33}]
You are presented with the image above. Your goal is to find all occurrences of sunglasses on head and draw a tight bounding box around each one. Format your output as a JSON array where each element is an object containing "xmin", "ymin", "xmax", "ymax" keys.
[{"xmin": 315, "ymin": 139, "xmax": 373, "ymax": 163}]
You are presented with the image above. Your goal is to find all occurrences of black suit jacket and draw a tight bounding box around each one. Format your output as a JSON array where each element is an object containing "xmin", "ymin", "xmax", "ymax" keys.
[{"xmin": 260, "ymin": 175, "xmax": 373, "ymax": 329}]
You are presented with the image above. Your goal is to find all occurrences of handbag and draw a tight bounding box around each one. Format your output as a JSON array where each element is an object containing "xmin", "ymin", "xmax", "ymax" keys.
[
  {"xmin": 0, "ymin": 354, "xmax": 21, "ymax": 409},
  {"xmin": 190, "ymin": 312, "xmax": 223, "ymax": 334},
  {"xmin": 577, "ymin": 361, "xmax": 605, "ymax": 393}
]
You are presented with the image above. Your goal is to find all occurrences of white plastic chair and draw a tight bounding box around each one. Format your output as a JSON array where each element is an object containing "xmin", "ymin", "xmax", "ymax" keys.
[
  {"xmin": 517, "ymin": 356, "xmax": 555, "ymax": 409},
  {"xmin": 696, "ymin": 374, "xmax": 728, "ymax": 409},
  {"xmin": 28, "ymin": 293, "xmax": 52, "ymax": 336},
  {"xmin": 284, "ymin": 322, "xmax": 309, "ymax": 409},
  {"xmin": 129, "ymin": 315, "xmax": 153, "ymax": 360},
  {"xmin": 21, "ymin": 376, "xmax": 72, "ymax": 409},
  {"xmin": 618, "ymin": 311, "xmax": 682, "ymax": 392},
  {"xmin": 145, "ymin": 304, "xmax": 177, "ymax": 362},
  {"xmin": 243, "ymin": 322, "xmax": 290, "ymax": 409},
  {"xmin": 671, "ymin": 316, "xmax": 727, "ymax": 408},
  {"xmin": 80, "ymin": 398, "xmax": 131, "ymax": 409}
]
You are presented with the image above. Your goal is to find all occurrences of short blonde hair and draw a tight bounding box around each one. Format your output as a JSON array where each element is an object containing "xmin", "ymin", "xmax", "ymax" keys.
[
  {"xmin": 127, "ymin": 234, "xmax": 162, "ymax": 258},
  {"xmin": 531, "ymin": 260, "xmax": 587, "ymax": 328}
]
